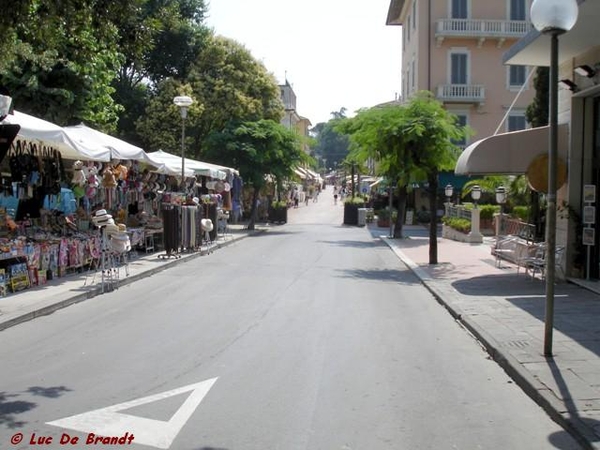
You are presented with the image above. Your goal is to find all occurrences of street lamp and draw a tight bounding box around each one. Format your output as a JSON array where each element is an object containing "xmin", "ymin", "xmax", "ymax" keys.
[
  {"xmin": 173, "ymin": 95, "xmax": 194, "ymax": 190},
  {"xmin": 471, "ymin": 185, "xmax": 481, "ymax": 208},
  {"xmin": 530, "ymin": 0, "xmax": 578, "ymax": 357},
  {"xmin": 445, "ymin": 184, "xmax": 454, "ymax": 217},
  {"xmin": 0, "ymin": 93, "xmax": 12, "ymax": 121},
  {"xmin": 495, "ymin": 186, "xmax": 506, "ymax": 210},
  {"xmin": 445, "ymin": 184, "xmax": 454, "ymax": 202},
  {"xmin": 496, "ymin": 186, "xmax": 507, "ymax": 235}
]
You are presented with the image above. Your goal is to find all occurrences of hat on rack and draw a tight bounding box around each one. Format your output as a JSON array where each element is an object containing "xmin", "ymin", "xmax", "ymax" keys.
[
  {"xmin": 214, "ymin": 181, "xmax": 225, "ymax": 193},
  {"xmin": 223, "ymin": 182, "xmax": 231, "ymax": 192},
  {"xmin": 201, "ymin": 218, "xmax": 214, "ymax": 232},
  {"xmin": 92, "ymin": 209, "xmax": 114, "ymax": 227}
]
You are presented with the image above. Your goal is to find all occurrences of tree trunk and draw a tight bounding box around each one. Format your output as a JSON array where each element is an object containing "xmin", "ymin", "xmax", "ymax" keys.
[
  {"xmin": 428, "ymin": 173, "xmax": 439, "ymax": 264},
  {"xmin": 247, "ymin": 186, "xmax": 259, "ymax": 230},
  {"xmin": 393, "ymin": 184, "xmax": 408, "ymax": 239}
]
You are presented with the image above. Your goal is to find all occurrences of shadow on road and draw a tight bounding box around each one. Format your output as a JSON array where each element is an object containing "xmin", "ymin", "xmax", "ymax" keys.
[
  {"xmin": 0, "ymin": 385, "xmax": 72, "ymax": 429},
  {"xmin": 318, "ymin": 239, "xmax": 383, "ymax": 249},
  {"xmin": 335, "ymin": 268, "xmax": 419, "ymax": 285}
]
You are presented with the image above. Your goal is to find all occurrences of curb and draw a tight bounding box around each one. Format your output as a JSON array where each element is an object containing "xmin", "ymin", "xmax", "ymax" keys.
[
  {"xmin": 0, "ymin": 230, "xmax": 263, "ymax": 333},
  {"xmin": 381, "ymin": 236, "xmax": 599, "ymax": 450}
]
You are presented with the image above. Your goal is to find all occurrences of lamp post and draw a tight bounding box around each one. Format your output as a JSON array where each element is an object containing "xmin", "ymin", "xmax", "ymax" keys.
[
  {"xmin": 471, "ymin": 185, "xmax": 481, "ymax": 207},
  {"xmin": 445, "ymin": 184, "xmax": 453, "ymax": 216},
  {"xmin": 0, "ymin": 93, "xmax": 12, "ymax": 121},
  {"xmin": 530, "ymin": 0, "xmax": 578, "ymax": 357},
  {"xmin": 173, "ymin": 95, "xmax": 194, "ymax": 190},
  {"xmin": 496, "ymin": 185, "xmax": 507, "ymax": 235}
]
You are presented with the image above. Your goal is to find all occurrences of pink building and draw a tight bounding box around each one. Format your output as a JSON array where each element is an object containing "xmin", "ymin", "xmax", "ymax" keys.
[{"xmin": 386, "ymin": 0, "xmax": 535, "ymax": 149}]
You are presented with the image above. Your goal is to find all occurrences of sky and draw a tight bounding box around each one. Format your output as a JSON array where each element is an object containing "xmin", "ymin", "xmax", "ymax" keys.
[{"xmin": 205, "ymin": 0, "xmax": 402, "ymax": 126}]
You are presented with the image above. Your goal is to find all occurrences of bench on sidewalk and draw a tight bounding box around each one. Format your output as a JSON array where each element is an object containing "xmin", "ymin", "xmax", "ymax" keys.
[{"xmin": 492, "ymin": 235, "xmax": 537, "ymax": 269}]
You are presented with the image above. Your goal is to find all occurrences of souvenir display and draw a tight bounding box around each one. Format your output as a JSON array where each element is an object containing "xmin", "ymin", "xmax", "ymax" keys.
[{"xmin": 0, "ymin": 134, "xmax": 241, "ymax": 295}]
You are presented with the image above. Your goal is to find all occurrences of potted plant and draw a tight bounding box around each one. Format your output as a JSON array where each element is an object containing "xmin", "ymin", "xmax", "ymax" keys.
[
  {"xmin": 268, "ymin": 200, "xmax": 288, "ymax": 224},
  {"xmin": 376, "ymin": 207, "xmax": 397, "ymax": 228}
]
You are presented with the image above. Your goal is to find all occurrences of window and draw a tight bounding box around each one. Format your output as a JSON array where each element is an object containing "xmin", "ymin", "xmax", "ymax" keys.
[
  {"xmin": 508, "ymin": 114, "xmax": 527, "ymax": 131},
  {"xmin": 413, "ymin": 1, "xmax": 417, "ymax": 29},
  {"xmin": 451, "ymin": 53, "xmax": 468, "ymax": 84},
  {"xmin": 407, "ymin": 15, "xmax": 411, "ymax": 41},
  {"xmin": 509, "ymin": 0, "xmax": 526, "ymax": 21},
  {"xmin": 452, "ymin": 114, "xmax": 468, "ymax": 147},
  {"xmin": 451, "ymin": 0, "xmax": 468, "ymax": 19},
  {"xmin": 509, "ymin": 65, "xmax": 526, "ymax": 88},
  {"xmin": 411, "ymin": 60, "xmax": 416, "ymax": 89}
]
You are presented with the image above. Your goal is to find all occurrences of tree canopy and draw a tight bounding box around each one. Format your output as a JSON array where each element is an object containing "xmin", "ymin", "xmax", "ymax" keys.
[
  {"xmin": 338, "ymin": 92, "xmax": 467, "ymax": 263},
  {"xmin": 203, "ymin": 119, "xmax": 310, "ymax": 229}
]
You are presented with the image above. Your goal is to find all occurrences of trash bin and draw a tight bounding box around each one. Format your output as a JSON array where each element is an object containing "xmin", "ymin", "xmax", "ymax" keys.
[{"xmin": 357, "ymin": 208, "xmax": 367, "ymax": 226}]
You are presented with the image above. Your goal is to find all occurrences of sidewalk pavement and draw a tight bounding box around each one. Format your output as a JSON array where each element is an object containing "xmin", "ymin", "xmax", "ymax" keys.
[
  {"xmin": 0, "ymin": 224, "xmax": 264, "ymax": 332},
  {"xmin": 369, "ymin": 223, "xmax": 600, "ymax": 449}
]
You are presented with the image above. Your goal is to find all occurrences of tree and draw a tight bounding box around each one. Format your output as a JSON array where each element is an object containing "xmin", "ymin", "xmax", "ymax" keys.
[
  {"xmin": 111, "ymin": 0, "xmax": 210, "ymax": 143},
  {"xmin": 0, "ymin": 1, "xmax": 136, "ymax": 129},
  {"xmin": 339, "ymin": 92, "xmax": 467, "ymax": 263},
  {"xmin": 136, "ymin": 35, "xmax": 284, "ymax": 157},
  {"xmin": 203, "ymin": 119, "xmax": 310, "ymax": 229},
  {"xmin": 525, "ymin": 67, "xmax": 549, "ymax": 127},
  {"xmin": 311, "ymin": 110, "xmax": 351, "ymax": 170}
]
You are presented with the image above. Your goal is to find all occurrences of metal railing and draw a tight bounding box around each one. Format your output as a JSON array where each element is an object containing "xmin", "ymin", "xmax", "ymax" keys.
[
  {"xmin": 437, "ymin": 84, "xmax": 485, "ymax": 104},
  {"xmin": 447, "ymin": 205, "xmax": 472, "ymax": 220},
  {"xmin": 498, "ymin": 215, "xmax": 537, "ymax": 243},
  {"xmin": 436, "ymin": 19, "xmax": 530, "ymax": 38}
]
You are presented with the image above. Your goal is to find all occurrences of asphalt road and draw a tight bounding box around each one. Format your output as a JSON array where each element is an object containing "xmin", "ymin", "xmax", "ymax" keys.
[{"xmin": 0, "ymin": 188, "xmax": 582, "ymax": 449}]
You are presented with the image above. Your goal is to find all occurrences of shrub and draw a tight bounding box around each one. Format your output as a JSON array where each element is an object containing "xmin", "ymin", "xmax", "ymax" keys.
[
  {"xmin": 416, "ymin": 209, "xmax": 431, "ymax": 223},
  {"xmin": 442, "ymin": 216, "xmax": 471, "ymax": 233},
  {"xmin": 344, "ymin": 196, "xmax": 366, "ymax": 205},
  {"xmin": 512, "ymin": 206, "xmax": 529, "ymax": 221},
  {"xmin": 377, "ymin": 207, "xmax": 397, "ymax": 221},
  {"xmin": 271, "ymin": 200, "xmax": 288, "ymax": 209},
  {"xmin": 479, "ymin": 204, "xmax": 500, "ymax": 220}
]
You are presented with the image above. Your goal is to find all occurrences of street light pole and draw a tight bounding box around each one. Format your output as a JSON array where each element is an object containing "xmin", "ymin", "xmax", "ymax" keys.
[
  {"xmin": 530, "ymin": 0, "xmax": 578, "ymax": 357},
  {"xmin": 173, "ymin": 95, "xmax": 194, "ymax": 190}
]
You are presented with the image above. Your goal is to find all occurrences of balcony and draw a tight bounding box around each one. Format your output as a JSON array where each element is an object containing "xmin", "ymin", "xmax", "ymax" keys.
[
  {"xmin": 437, "ymin": 84, "xmax": 485, "ymax": 105},
  {"xmin": 435, "ymin": 19, "xmax": 531, "ymax": 48}
]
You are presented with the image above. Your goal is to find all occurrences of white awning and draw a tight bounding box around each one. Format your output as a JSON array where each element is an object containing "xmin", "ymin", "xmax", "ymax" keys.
[
  {"xmin": 147, "ymin": 150, "xmax": 228, "ymax": 179},
  {"xmin": 293, "ymin": 168, "xmax": 307, "ymax": 179},
  {"xmin": 455, "ymin": 125, "xmax": 569, "ymax": 176},
  {"xmin": 2, "ymin": 111, "xmax": 110, "ymax": 161}
]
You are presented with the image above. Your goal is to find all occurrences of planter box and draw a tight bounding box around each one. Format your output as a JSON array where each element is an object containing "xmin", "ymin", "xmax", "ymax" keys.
[
  {"xmin": 442, "ymin": 224, "xmax": 482, "ymax": 243},
  {"xmin": 343, "ymin": 203, "xmax": 364, "ymax": 225},
  {"xmin": 268, "ymin": 207, "xmax": 287, "ymax": 224}
]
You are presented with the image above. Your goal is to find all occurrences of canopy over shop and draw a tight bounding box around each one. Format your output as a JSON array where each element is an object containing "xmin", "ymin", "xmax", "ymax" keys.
[{"xmin": 0, "ymin": 110, "xmax": 241, "ymax": 296}]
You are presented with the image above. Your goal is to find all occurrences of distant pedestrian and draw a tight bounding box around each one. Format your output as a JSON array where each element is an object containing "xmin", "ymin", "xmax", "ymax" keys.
[{"xmin": 334, "ymin": 193, "xmax": 338, "ymax": 205}]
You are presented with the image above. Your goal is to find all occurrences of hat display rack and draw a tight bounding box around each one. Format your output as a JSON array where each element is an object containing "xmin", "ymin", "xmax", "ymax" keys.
[{"xmin": 88, "ymin": 209, "xmax": 131, "ymax": 292}]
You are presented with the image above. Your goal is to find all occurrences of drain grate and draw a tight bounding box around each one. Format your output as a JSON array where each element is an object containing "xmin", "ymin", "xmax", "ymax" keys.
[{"xmin": 504, "ymin": 340, "xmax": 531, "ymax": 349}]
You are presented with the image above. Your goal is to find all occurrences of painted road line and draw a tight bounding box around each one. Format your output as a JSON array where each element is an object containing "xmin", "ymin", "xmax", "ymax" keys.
[{"xmin": 47, "ymin": 377, "xmax": 218, "ymax": 449}]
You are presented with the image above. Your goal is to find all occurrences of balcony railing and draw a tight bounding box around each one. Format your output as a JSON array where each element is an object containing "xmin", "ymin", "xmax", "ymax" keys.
[
  {"xmin": 436, "ymin": 19, "xmax": 531, "ymax": 46},
  {"xmin": 436, "ymin": 84, "xmax": 485, "ymax": 104}
]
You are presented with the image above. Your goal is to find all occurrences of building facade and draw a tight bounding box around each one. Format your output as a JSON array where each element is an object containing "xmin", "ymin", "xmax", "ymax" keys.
[
  {"xmin": 279, "ymin": 80, "xmax": 311, "ymax": 155},
  {"xmin": 386, "ymin": 0, "xmax": 535, "ymax": 152}
]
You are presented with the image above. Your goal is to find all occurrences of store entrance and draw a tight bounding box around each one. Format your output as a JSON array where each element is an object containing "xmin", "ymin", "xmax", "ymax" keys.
[{"xmin": 590, "ymin": 97, "xmax": 600, "ymax": 278}]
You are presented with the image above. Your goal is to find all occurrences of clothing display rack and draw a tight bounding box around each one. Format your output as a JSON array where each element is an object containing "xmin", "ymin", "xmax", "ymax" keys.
[
  {"xmin": 159, "ymin": 204, "xmax": 181, "ymax": 259},
  {"xmin": 181, "ymin": 205, "xmax": 202, "ymax": 252}
]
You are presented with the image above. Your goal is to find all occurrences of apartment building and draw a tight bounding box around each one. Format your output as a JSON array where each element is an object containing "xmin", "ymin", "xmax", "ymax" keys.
[
  {"xmin": 386, "ymin": 0, "xmax": 534, "ymax": 155},
  {"xmin": 279, "ymin": 80, "xmax": 311, "ymax": 155}
]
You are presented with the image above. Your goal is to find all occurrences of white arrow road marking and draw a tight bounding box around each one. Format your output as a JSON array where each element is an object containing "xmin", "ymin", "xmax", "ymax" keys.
[{"xmin": 47, "ymin": 377, "xmax": 218, "ymax": 449}]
